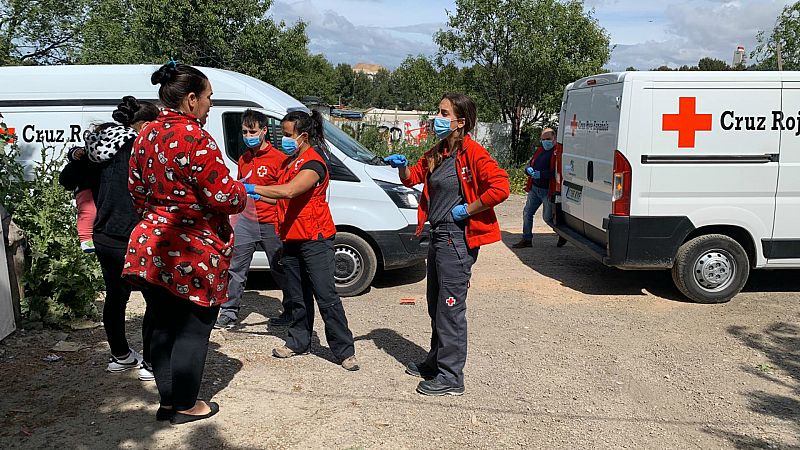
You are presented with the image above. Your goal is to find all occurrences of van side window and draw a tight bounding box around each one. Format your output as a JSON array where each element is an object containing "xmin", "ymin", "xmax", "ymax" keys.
[{"xmin": 221, "ymin": 112, "xmax": 283, "ymax": 162}]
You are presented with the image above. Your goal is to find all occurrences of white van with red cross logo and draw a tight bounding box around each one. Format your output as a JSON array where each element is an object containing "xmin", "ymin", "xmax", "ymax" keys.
[{"xmin": 554, "ymin": 71, "xmax": 800, "ymax": 303}]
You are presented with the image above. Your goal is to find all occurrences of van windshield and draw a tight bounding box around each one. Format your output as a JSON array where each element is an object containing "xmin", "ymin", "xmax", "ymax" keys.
[{"xmin": 323, "ymin": 121, "xmax": 384, "ymax": 165}]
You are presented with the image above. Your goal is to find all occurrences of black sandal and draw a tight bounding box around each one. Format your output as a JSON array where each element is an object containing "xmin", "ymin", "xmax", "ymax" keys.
[
  {"xmin": 156, "ymin": 407, "xmax": 174, "ymax": 421},
  {"xmin": 170, "ymin": 401, "xmax": 219, "ymax": 425}
]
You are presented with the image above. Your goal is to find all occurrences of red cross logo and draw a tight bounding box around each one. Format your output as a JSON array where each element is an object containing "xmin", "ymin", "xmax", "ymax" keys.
[
  {"xmin": 570, "ymin": 114, "xmax": 578, "ymax": 137},
  {"xmin": 0, "ymin": 127, "xmax": 15, "ymax": 144},
  {"xmin": 446, "ymin": 297, "xmax": 456, "ymax": 307},
  {"xmin": 257, "ymin": 165, "xmax": 267, "ymax": 177},
  {"xmin": 662, "ymin": 97, "xmax": 712, "ymax": 149}
]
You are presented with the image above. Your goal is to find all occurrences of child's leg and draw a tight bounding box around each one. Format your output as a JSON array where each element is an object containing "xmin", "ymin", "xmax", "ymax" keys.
[{"xmin": 75, "ymin": 189, "xmax": 97, "ymax": 251}]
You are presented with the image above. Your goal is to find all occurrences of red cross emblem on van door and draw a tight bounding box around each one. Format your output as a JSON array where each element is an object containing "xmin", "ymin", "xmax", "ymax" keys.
[{"xmin": 662, "ymin": 97, "xmax": 712, "ymax": 148}]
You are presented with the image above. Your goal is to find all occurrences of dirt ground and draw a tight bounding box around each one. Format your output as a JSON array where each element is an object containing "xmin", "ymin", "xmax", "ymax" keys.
[{"xmin": 1, "ymin": 194, "xmax": 799, "ymax": 449}]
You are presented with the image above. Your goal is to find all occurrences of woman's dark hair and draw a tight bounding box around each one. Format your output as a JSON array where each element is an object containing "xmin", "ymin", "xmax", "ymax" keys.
[
  {"xmin": 441, "ymin": 93, "xmax": 477, "ymax": 134},
  {"xmin": 150, "ymin": 63, "xmax": 209, "ymax": 109},
  {"xmin": 281, "ymin": 109, "xmax": 327, "ymax": 152},
  {"xmin": 242, "ymin": 109, "xmax": 268, "ymax": 129},
  {"xmin": 112, "ymin": 96, "xmax": 159, "ymax": 127}
]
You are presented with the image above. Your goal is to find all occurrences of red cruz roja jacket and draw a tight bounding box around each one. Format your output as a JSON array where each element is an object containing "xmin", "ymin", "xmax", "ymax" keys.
[
  {"xmin": 276, "ymin": 147, "xmax": 337, "ymax": 242},
  {"xmin": 402, "ymin": 134, "xmax": 510, "ymax": 249}
]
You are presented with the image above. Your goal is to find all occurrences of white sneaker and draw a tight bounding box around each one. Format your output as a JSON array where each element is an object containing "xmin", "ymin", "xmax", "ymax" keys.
[
  {"xmin": 138, "ymin": 362, "xmax": 155, "ymax": 381},
  {"xmin": 106, "ymin": 349, "xmax": 142, "ymax": 372}
]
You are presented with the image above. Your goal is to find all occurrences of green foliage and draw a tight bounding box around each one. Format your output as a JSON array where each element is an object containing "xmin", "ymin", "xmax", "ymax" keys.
[
  {"xmin": 0, "ymin": 0, "xmax": 89, "ymax": 65},
  {"xmin": 435, "ymin": 0, "xmax": 610, "ymax": 163},
  {"xmin": 0, "ymin": 129, "xmax": 102, "ymax": 324},
  {"xmin": 753, "ymin": 1, "xmax": 800, "ymax": 70}
]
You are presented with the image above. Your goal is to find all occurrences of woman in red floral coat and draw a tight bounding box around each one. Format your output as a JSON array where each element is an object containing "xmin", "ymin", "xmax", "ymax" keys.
[{"xmin": 122, "ymin": 62, "xmax": 246, "ymax": 424}]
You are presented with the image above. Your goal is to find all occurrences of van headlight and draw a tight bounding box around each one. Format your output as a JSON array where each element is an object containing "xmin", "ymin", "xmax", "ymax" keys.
[{"xmin": 376, "ymin": 180, "xmax": 420, "ymax": 209}]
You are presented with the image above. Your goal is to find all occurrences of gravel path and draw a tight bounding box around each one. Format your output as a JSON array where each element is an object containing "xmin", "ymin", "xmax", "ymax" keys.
[{"xmin": 1, "ymin": 194, "xmax": 799, "ymax": 449}]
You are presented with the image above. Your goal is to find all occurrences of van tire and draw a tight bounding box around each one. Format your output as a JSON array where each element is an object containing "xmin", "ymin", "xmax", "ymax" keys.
[
  {"xmin": 671, "ymin": 234, "xmax": 750, "ymax": 304},
  {"xmin": 334, "ymin": 232, "xmax": 377, "ymax": 297}
]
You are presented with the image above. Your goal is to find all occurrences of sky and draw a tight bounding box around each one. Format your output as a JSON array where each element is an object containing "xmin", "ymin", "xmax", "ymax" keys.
[{"xmin": 269, "ymin": 0, "xmax": 794, "ymax": 71}]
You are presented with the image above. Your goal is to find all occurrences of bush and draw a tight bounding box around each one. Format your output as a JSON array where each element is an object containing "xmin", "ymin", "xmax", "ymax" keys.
[{"xmin": 0, "ymin": 128, "xmax": 103, "ymax": 324}]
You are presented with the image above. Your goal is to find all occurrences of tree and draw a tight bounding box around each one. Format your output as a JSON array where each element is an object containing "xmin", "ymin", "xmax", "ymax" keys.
[
  {"xmin": 392, "ymin": 56, "xmax": 441, "ymax": 110},
  {"xmin": 752, "ymin": 1, "xmax": 800, "ymax": 70},
  {"xmin": 77, "ymin": 0, "xmax": 315, "ymax": 99},
  {"xmin": 697, "ymin": 57, "xmax": 730, "ymax": 71},
  {"xmin": 435, "ymin": 0, "xmax": 610, "ymax": 161},
  {"xmin": 333, "ymin": 63, "xmax": 355, "ymax": 106},
  {"xmin": 0, "ymin": 0, "xmax": 89, "ymax": 65}
]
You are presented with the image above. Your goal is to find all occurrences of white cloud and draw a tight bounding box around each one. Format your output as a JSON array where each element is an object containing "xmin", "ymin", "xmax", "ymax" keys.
[
  {"xmin": 605, "ymin": 0, "xmax": 791, "ymax": 70},
  {"xmin": 271, "ymin": 0, "xmax": 441, "ymax": 68}
]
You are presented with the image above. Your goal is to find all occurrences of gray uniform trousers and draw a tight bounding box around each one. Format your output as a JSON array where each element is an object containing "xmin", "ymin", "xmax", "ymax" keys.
[{"xmin": 424, "ymin": 221, "xmax": 479, "ymax": 387}]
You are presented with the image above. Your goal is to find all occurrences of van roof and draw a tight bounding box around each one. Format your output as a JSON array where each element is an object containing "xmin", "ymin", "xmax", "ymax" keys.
[
  {"xmin": 569, "ymin": 71, "xmax": 800, "ymax": 90},
  {"xmin": 0, "ymin": 64, "xmax": 304, "ymax": 115}
]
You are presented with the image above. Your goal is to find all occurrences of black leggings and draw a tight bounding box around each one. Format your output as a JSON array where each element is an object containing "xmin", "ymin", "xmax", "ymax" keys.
[
  {"xmin": 95, "ymin": 242, "xmax": 151, "ymax": 362},
  {"xmin": 142, "ymin": 285, "xmax": 219, "ymax": 410},
  {"xmin": 282, "ymin": 238, "xmax": 355, "ymax": 361}
]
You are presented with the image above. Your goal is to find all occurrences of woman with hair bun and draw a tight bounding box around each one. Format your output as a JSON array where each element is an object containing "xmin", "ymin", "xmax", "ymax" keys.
[
  {"xmin": 69, "ymin": 96, "xmax": 159, "ymax": 380},
  {"xmin": 249, "ymin": 108, "xmax": 359, "ymax": 372},
  {"xmin": 123, "ymin": 61, "xmax": 247, "ymax": 424}
]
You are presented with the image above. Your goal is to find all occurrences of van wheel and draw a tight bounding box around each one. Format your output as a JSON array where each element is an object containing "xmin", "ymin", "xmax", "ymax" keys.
[
  {"xmin": 671, "ymin": 234, "xmax": 750, "ymax": 304},
  {"xmin": 334, "ymin": 232, "xmax": 377, "ymax": 297}
]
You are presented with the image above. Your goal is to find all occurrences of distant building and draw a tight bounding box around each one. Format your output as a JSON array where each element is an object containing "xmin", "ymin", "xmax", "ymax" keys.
[
  {"xmin": 353, "ymin": 63, "xmax": 386, "ymax": 77},
  {"xmin": 733, "ymin": 46, "xmax": 746, "ymax": 67}
]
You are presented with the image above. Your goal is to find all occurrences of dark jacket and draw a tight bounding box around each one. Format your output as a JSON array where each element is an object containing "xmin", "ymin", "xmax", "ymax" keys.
[{"xmin": 92, "ymin": 137, "xmax": 140, "ymax": 247}]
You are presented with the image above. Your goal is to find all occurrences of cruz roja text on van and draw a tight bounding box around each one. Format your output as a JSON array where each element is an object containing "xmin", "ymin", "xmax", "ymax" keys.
[
  {"xmin": 720, "ymin": 110, "xmax": 800, "ymax": 135},
  {"xmin": 21, "ymin": 124, "xmax": 82, "ymax": 144}
]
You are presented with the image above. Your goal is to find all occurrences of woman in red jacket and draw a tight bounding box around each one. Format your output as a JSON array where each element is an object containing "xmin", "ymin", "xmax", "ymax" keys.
[
  {"xmin": 248, "ymin": 108, "xmax": 359, "ymax": 372},
  {"xmin": 384, "ymin": 93, "xmax": 510, "ymax": 396},
  {"xmin": 123, "ymin": 62, "xmax": 247, "ymax": 424}
]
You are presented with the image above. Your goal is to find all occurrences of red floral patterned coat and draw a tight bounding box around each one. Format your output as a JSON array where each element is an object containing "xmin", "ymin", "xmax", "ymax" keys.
[{"xmin": 122, "ymin": 109, "xmax": 247, "ymax": 307}]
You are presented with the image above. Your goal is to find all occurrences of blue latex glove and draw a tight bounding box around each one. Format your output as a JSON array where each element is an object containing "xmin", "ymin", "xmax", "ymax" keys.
[
  {"xmin": 248, "ymin": 193, "xmax": 261, "ymax": 201},
  {"xmin": 525, "ymin": 166, "xmax": 535, "ymax": 177},
  {"xmin": 532, "ymin": 170, "xmax": 541, "ymax": 179},
  {"xmin": 451, "ymin": 203, "xmax": 470, "ymax": 222},
  {"xmin": 243, "ymin": 183, "xmax": 256, "ymax": 195},
  {"xmin": 384, "ymin": 154, "xmax": 408, "ymax": 168}
]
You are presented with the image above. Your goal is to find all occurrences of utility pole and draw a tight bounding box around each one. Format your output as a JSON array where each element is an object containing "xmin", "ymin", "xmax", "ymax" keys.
[{"xmin": 777, "ymin": 41, "xmax": 784, "ymax": 71}]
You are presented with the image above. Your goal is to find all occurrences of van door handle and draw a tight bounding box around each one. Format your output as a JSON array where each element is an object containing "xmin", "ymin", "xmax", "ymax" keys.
[{"xmin": 587, "ymin": 161, "xmax": 594, "ymax": 183}]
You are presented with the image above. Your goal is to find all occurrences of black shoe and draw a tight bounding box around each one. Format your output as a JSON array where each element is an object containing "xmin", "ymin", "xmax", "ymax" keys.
[
  {"xmin": 214, "ymin": 315, "xmax": 236, "ymax": 329},
  {"xmin": 416, "ymin": 379, "xmax": 465, "ymax": 396},
  {"xmin": 405, "ymin": 362, "xmax": 436, "ymax": 380},
  {"xmin": 171, "ymin": 401, "xmax": 220, "ymax": 425},
  {"xmin": 156, "ymin": 407, "xmax": 174, "ymax": 421},
  {"xmin": 556, "ymin": 236, "xmax": 567, "ymax": 248},
  {"xmin": 268, "ymin": 313, "xmax": 292, "ymax": 327},
  {"xmin": 511, "ymin": 239, "xmax": 532, "ymax": 249}
]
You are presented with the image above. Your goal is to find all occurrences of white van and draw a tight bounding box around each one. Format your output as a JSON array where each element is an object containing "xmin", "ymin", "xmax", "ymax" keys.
[
  {"xmin": 0, "ymin": 64, "xmax": 428, "ymax": 297},
  {"xmin": 554, "ymin": 71, "xmax": 800, "ymax": 303}
]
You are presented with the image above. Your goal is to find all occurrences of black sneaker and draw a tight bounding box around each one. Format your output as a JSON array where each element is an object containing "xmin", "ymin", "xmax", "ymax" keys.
[
  {"xmin": 556, "ymin": 236, "xmax": 568, "ymax": 247},
  {"xmin": 416, "ymin": 379, "xmax": 465, "ymax": 396},
  {"xmin": 405, "ymin": 362, "xmax": 437, "ymax": 380},
  {"xmin": 268, "ymin": 313, "xmax": 292, "ymax": 327},
  {"xmin": 511, "ymin": 239, "xmax": 532, "ymax": 249},
  {"xmin": 214, "ymin": 315, "xmax": 236, "ymax": 329}
]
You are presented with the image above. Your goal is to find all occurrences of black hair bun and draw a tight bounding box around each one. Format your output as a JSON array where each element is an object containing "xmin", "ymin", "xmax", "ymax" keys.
[
  {"xmin": 150, "ymin": 64, "xmax": 177, "ymax": 86},
  {"xmin": 112, "ymin": 95, "xmax": 139, "ymax": 126}
]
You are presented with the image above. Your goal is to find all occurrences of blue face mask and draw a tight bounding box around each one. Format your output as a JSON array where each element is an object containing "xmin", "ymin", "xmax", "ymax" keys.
[
  {"xmin": 433, "ymin": 117, "xmax": 454, "ymax": 140},
  {"xmin": 243, "ymin": 135, "xmax": 261, "ymax": 149},
  {"xmin": 280, "ymin": 136, "xmax": 298, "ymax": 155},
  {"xmin": 541, "ymin": 139, "xmax": 555, "ymax": 151}
]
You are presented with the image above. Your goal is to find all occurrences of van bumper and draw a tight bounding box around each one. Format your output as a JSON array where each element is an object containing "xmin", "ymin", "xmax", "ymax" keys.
[
  {"xmin": 554, "ymin": 214, "xmax": 694, "ymax": 269},
  {"xmin": 368, "ymin": 225, "xmax": 429, "ymax": 270}
]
